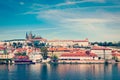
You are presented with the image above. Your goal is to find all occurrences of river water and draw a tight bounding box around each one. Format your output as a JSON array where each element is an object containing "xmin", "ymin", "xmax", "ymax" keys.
[{"xmin": 0, "ymin": 63, "xmax": 120, "ymax": 80}]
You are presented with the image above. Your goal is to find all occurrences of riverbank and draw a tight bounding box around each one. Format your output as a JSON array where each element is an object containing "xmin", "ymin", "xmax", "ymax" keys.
[
  {"xmin": 0, "ymin": 59, "xmax": 118, "ymax": 64},
  {"xmin": 48, "ymin": 59, "xmax": 118, "ymax": 64}
]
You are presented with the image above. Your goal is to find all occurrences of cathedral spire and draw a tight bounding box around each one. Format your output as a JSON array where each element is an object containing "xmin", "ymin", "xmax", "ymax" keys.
[
  {"xmin": 26, "ymin": 32, "xmax": 28, "ymax": 40},
  {"xmin": 29, "ymin": 31, "xmax": 33, "ymax": 39}
]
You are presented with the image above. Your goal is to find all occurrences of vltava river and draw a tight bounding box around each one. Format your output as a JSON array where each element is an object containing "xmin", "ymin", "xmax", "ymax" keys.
[{"xmin": 0, "ymin": 63, "xmax": 120, "ymax": 80}]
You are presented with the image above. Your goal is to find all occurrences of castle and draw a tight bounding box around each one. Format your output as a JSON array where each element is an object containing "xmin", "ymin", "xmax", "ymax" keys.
[
  {"xmin": 1, "ymin": 32, "xmax": 89, "ymax": 47},
  {"xmin": 25, "ymin": 32, "xmax": 47, "ymax": 42}
]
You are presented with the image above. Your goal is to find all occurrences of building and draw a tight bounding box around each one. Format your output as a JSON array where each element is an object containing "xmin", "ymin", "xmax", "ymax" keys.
[
  {"xmin": 59, "ymin": 50, "xmax": 98, "ymax": 60},
  {"xmin": 91, "ymin": 45, "xmax": 112, "ymax": 59},
  {"xmin": 48, "ymin": 38, "xmax": 89, "ymax": 47},
  {"xmin": 112, "ymin": 50, "xmax": 120, "ymax": 61},
  {"xmin": 57, "ymin": 50, "xmax": 103, "ymax": 63},
  {"xmin": 25, "ymin": 32, "xmax": 47, "ymax": 43},
  {"xmin": 0, "ymin": 46, "xmax": 5, "ymax": 54},
  {"xmin": 25, "ymin": 32, "xmax": 47, "ymax": 48},
  {"xmin": 29, "ymin": 53, "xmax": 42, "ymax": 63}
]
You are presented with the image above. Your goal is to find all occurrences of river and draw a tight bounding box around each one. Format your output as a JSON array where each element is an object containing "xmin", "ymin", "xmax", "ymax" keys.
[{"xmin": 0, "ymin": 63, "xmax": 120, "ymax": 80}]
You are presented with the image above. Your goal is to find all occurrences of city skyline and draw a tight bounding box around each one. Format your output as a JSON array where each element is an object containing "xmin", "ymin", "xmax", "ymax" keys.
[{"xmin": 0, "ymin": 0, "xmax": 120, "ymax": 42}]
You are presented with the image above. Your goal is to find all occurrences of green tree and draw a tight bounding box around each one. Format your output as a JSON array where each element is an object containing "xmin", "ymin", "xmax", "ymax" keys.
[
  {"xmin": 112, "ymin": 56, "xmax": 118, "ymax": 62},
  {"xmin": 15, "ymin": 52, "xmax": 22, "ymax": 56},
  {"xmin": 41, "ymin": 47, "xmax": 48, "ymax": 60},
  {"xmin": 51, "ymin": 55, "xmax": 58, "ymax": 62},
  {"xmin": 22, "ymin": 52, "xmax": 26, "ymax": 56}
]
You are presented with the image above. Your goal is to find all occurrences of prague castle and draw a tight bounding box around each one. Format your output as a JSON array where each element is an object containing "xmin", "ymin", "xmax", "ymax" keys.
[
  {"xmin": 0, "ymin": 32, "xmax": 89, "ymax": 47},
  {"xmin": 25, "ymin": 32, "xmax": 89, "ymax": 47}
]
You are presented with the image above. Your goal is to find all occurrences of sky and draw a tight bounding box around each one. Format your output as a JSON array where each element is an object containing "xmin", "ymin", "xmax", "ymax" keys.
[{"xmin": 0, "ymin": 0, "xmax": 120, "ymax": 42}]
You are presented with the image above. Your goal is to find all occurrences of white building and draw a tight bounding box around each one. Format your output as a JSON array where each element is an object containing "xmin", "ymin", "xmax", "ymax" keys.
[
  {"xmin": 91, "ymin": 46, "xmax": 112, "ymax": 59},
  {"xmin": 29, "ymin": 52, "xmax": 43, "ymax": 63},
  {"xmin": 0, "ymin": 53, "xmax": 14, "ymax": 59},
  {"xmin": 48, "ymin": 38, "xmax": 89, "ymax": 47},
  {"xmin": 59, "ymin": 50, "xmax": 98, "ymax": 60}
]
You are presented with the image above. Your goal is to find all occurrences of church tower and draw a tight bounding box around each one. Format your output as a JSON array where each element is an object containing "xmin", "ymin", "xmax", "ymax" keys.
[
  {"xmin": 29, "ymin": 31, "xmax": 33, "ymax": 39},
  {"xmin": 26, "ymin": 32, "xmax": 28, "ymax": 40}
]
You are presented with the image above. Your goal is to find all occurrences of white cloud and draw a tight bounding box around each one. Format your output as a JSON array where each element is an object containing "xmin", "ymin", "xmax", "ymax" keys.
[
  {"xmin": 23, "ymin": 2, "xmax": 120, "ymax": 15},
  {"xmin": 65, "ymin": 18, "xmax": 111, "ymax": 24},
  {"xmin": 56, "ymin": 0, "xmax": 105, "ymax": 6},
  {"xmin": 35, "ymin": 9, "xmax": 120, "ymax": 41},
  {"xmin": 37, "ymin": 9, "xmax": 120, "ymax": 24},
  {"xmin": 23, "ymin": 0, "xmax": 107, "ymax": 15},
  {"xmin": 21, "ymin": 0, "xmax": 120, "ymax": 41}
]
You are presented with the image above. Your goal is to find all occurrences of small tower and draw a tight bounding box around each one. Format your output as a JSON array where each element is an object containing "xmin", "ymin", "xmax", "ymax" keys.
[
  {"xmin": 29, "ymin": 31, "xmax": 33, "ymax": 39},
  {"xmin": 26, "ymin": 32, "xmax": 28, "ymax": 40}
]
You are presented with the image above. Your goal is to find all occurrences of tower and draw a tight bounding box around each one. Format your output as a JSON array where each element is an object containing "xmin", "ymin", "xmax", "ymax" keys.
[
  {"xmin": 29, "ymin": 31, "xmax": 33, "ymax": 39},
  {"xmin": 26, "ymin": 32, "xmax": 28, "ymax": 40}
]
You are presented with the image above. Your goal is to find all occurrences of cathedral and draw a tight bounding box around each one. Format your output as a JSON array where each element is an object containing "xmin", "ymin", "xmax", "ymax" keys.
[{"xmin": 25, "ymin": 32, "xmax": 47, "ymax": 42}]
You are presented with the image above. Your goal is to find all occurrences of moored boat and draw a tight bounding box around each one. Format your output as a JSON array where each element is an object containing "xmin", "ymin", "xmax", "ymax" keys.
[
  {"xmin": 13, "ymin": 55, "xmax": 35, "ymax": 64},
  {"xmin": 14, "ymin": 59, "xmax": 35, "ymax": 64}
]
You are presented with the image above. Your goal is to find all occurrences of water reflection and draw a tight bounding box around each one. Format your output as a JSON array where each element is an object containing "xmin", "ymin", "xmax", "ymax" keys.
[{"xmin": 0, "ymin": 63, "xmax": 120, "ymax": 80}]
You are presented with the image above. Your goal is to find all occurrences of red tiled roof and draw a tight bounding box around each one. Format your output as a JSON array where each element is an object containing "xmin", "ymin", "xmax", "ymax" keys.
[
  {"xmin": 112, "ymin": 51, "xmax": 120, "ymax": 56},
  {"xmin": 48, "ymin": 39, "xmax": 88, "ymax": 42},
  {"xmin": 48, "ymin": 40, "xmax": 73, "ymax": 42},
  {"xmin": 0, "ymin": 46, "xmax": 5, "ymax": 50},
  {"xmin": 112, "ymin": 50, "xmax": 118, "ymax": 53},
  {"xmin": 112, "ymin": 53, "xmax": 120, "ymax": 56},
  {"xmin": 15, "ymin": 48, "xmax": 26, "ymax": 53},
  {"xmin": 91, "ymin": 46, "xmax": 111, "ymax": 50},
  {"xmin": 27, "ymin": 49, "xmax": 33, "ymax": 53},
  {"xmin": 48, "ymin": 47, "xmax": 70, "ymax": 51},
  {"xmin": 72, "ymin": 40, "xmax": 88, "ymax": 42},
  {"xmin": 61, "ymin": 50, "xmax": 97, "ymax": 57},
  {"xmin": 57, "ymin": 48, "xmax": 68, "ymax": 51},
  {"xmin": 48, "ymin": 48, "xmax": 57, "ymax": 51}
]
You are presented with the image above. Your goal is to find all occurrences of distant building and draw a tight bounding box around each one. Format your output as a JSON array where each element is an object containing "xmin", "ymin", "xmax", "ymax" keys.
[
  {"xmin": 0, "ymin": 46, "xmax": 4, "ymax": 54},
  {"xmin": 47, "ymin": 38, "xmax": 89, "ymax": 47},
  {"xmin": 25, "ymin": 32, "xmax": 47, "ymax": 44},
  {"xmin": 59, "ymin": 50, "xmax": 98, "ymax": 60},
  {"xmin": 91, "ymin": 45, "xmax": 112, "ymax": 59}
]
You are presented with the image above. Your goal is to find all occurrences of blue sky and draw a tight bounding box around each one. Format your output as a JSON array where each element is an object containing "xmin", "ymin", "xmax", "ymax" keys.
[{"xmin": 0, "ymin": 0, "xmax": 120, "ymax": 42}]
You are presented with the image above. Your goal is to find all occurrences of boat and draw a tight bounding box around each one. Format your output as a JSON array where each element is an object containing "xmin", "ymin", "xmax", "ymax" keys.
[
  {"xmin": 13, "ymin": 55, "xmax": 35, "ymax": 64},
  {"xmin": 14, "ymin": 59, "xmax": 35, "ymax": 64}
]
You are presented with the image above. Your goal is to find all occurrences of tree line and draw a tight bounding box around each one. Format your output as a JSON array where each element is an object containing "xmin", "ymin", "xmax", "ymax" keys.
[{"xmin": 91, "ymin": 41, "xmax": 120, "ymax": 47}]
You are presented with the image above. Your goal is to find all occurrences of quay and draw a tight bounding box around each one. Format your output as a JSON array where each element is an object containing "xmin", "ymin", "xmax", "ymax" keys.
[
  {"xmin": 0, "ymin": 59, "xmax": 13, "ymax": 64},
  {"xmin": 55, "ymin": 60, "xmax": 115, "ymax": 64},
  {"xmin": 0, "ymin": 54, "xmax": 13, "ymax": 64}
]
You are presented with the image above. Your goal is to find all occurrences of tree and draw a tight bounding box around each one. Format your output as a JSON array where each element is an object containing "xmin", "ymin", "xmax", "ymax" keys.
[
  {"xmin": 12, "ymin": 42, "xmax": 17, "ymax": 48},
  {"xmin": 3, "ymin": 42, "xmax": 7, "ymax": 46},
  {"xmin": 41, "ymin": 47, "xmax": 48, "ymax": 60},
  {"xmin": 73, "ymin": 43, "xmax": 79, "ymax": 48},
  {"xmin": 3, "ymin": 48, "xmax": 7, "ymax": 54},
  {"xmin": 51, "ymin": 55, "xmax": 58, "ymax": 62},
  {"xmin": 15, "ymin": 52, "xmax": 27, "ymax": 56},
  {"xmin": 112, "ymin": 56, "xmax": 118, "ymax": 62}
]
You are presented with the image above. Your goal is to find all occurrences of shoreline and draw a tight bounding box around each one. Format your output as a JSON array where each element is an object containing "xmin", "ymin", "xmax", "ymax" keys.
[
  {"xmin": 0, "ymin": 62, "xmax": 120, "ymax": 65},
  {"xmin": 0, "ymin": 59, "xmax": 120, "ymax": 64}
]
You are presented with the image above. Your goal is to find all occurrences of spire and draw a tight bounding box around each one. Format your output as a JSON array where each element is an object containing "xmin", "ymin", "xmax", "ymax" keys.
[
  {"xmin": 26, "ymin": 32, "xmax": 28, "ymax": 40},
  {"xmin": 29, "ymin": 31, "xmax": 32, "ymax": 35},
  {"xmin": 29, "ymin": 31, "xmax": 33, "ymax": 39}
]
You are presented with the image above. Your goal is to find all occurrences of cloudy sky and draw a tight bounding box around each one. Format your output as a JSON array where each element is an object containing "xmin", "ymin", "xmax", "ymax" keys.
[{"xmin": 0, "ymin": 0, "xmax": 120, "ymax": 42}]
